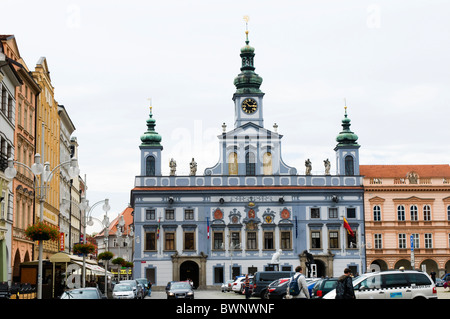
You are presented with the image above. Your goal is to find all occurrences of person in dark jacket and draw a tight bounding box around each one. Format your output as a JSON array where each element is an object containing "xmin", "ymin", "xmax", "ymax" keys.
[{"xmin": 335, "ymin": 268, "xmax": 355, "ymax": 299}]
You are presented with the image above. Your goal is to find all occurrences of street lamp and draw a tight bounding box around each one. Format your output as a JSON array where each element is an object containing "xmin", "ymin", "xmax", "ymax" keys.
[{"xmin": 5, "ymin": 153, "xmax": 80, "ymax": 299}]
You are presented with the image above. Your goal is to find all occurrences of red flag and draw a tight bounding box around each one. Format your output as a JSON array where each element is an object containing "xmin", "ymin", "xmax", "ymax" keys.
[
  {"xmin": 157, "ymin": 217, "xmax": 161, "ymax": 240},
  {"xmin": 343, "ymin": 217, "xmax": 354, "ymax": 237}
]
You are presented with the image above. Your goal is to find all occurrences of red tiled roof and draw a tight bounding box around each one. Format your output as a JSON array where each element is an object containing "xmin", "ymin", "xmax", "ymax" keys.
[
  {"xmin": 97, "ymin": 206, "xmax": 134, "ymax": 237},
  {"xmin": 360, "ymin": 164, "xmax": 450, "ymax": 178}
]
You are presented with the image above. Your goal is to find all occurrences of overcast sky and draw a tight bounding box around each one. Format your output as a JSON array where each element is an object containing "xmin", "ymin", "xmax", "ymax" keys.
[{"xmin": 2, "ymin": 0, "xmax": 449, "ymax": 233}]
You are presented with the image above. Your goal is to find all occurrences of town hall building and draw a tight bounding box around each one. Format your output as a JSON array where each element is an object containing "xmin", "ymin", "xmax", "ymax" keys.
[{"xmin": 130, "ymin": 30, "xmax": 366, "ymax": 288}]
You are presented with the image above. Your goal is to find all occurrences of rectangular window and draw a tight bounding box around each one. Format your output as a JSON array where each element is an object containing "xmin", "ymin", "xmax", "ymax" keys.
[
  {"xmin": 247, "ymin": 232, "xmax": 257, "ymax": 250},
  {"xmin": 311, "ymin": 231, "xmax": 321, "ymax": 249},
  {"xmin": 346, "ymin": 207, "xmax": 356, "ymax": 219},
  {"xmin": 311, "ymin": 208, "xmax": 320, "ymax": 219},
  {"xmin": 264, "ymin": 231, "xmax": 274, "ymax": 250},
  {"xmin": 347, "ymin": 230, "xmax": 357, "ymax": 249},
  {"xmin": 230, "ymin": 231, "xmax": 241, "ymax": 249},
  {"xmin": 146, "ymin": 209, "xmax": 156, "ymax": 220},
  {"xmin": 423, "ymin": 205, "xmax": 431, "ymax": 221},
  {"xmin": 329, "ymin": 230, "xmax": 339, "ymax": 249},
  {"xmin": 165, "ymin": 209, "xmax": 174, "ymax": 220},
  {"xmin": 184, "ymin": 209, "xmax": 194, "ymax": 220},
  {"xmin": 410, "ymin": 233, "xmax": 419, "ymax": 249},
  {"xmin": 281, "ymin": 231, "xmax": 292, "ymax": 250},
  {"xmin": 164, "ymin": 232, "xmax": 176, "ymax": 250},
  {"xmin": 328, "ymin": 208, "xmax": 338, "ymax": 219},
  {"xmin": 398, "ymin": 233, "xmax": 407, "ymax": 249},
  {"xmin": 184, "ymin": 232, "xmax": 195, "ymax": 250},
  {"xmin": 397, "ymin": 205, "xmax": 405, "ymax": 221},
  {"xmin": 374, "ymin": 233, "xmax": 382, "ymax": 249},
  {"xmin": 213, "ymin": 232, "xmax": 224, "ymax": 250},
  {"xmin": 425, "ymin": 233, "xmax": 433, "ymax": 248}
]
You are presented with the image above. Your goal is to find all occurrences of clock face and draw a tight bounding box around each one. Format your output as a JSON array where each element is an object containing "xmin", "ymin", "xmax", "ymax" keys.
[{"xmin": 241, "ymin": 98, "xmax": 258, "ymax": 114}]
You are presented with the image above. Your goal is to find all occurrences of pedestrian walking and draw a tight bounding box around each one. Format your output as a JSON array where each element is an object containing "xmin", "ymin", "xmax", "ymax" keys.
[
  {"xmin": 286, "ymin": 266, "xmax": 310, "ymax": 299},
  {"xmin": 335, "ymin": 268, "xmax": 355, "ymax": 299},
  {"xmin": 244, "ymin": 274, "xmax": 251, "ymax": 299}
]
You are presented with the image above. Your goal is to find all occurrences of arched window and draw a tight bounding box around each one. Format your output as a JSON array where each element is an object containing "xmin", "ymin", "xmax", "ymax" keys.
[
  {"xmin": 410, "ymin": 205, "xmax": 418, "ymax": 221},
  {"xmin": 228, "ymin": 152, "xmax": 238, "ymax": 175},
  {"xmin": 146, "ymin": 156, "xmax": 156, "ymax": 176},
  {"xmin": 263, "ymin": 152, "xmax": 272, "ymax": 175},
  {"xmin": 245, "ymin": 152, "xmax": 255, "ymax": 176},
  {"xmin": 345, "ymin": 155, "xmax": 354, "ymax": 175},
  {"xmin": 373, "ymin": 205, "xmax": 381, "ymax": 221}
]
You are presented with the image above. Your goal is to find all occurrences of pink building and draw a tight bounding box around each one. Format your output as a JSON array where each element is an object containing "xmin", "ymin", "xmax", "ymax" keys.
[{"xmin": 361, "ymin": 165, "xmax": 450, "ymax": 278}]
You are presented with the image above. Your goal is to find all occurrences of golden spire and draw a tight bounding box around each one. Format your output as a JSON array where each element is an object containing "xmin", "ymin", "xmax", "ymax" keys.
[
  {"xmin": 243, "ymin": 15, "xmax": 250, "ymax": 43},
  {"xmin": 147, "ymin": 97, "xmax": 152, "ymax": 113}
]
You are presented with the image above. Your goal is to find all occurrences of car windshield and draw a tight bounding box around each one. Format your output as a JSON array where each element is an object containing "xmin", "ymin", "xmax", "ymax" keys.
[
  {"xmin": 171, "ymin": 283, "xmax": 191, "ymax": 290},
  {"xmin": 61, "ymin": 289, "xmax": 99, "ymax": 299},
  {"xmin": 114, "ymin": 284, "xmax": 132, "ymax": 292},
  {"xmin": 120, "ymin": 281, "xmax": 136, "ymax": 287}
]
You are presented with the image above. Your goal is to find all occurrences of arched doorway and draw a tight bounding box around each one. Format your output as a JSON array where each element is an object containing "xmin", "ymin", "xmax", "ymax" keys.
[
  {"xmin": 180, "ymin": 261, "xmax": 199, "ymax": 288},
  {"xmin": 369, "ymin": 259, "xmax": 388, "ymax": 272},
  {"xmin": 394, "ymin": 259, "xmax": 412, "ymax": 270},
  {"xmin": 419, "ymin": 259, "xmax": 438, "ymax": 275}
]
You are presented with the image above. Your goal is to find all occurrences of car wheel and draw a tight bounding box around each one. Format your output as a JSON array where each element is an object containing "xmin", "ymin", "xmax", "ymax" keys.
[{"xmin": 262, "ymin": 290, "xmax": 269, "ymax": 299}]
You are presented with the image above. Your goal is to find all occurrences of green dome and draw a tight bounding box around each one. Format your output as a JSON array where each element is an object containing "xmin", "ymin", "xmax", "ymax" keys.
[
  {"xmin": 233, "ymin": 31, "xmax": 263, "ymax": 94},
  {"xmin": 336, "ymin": 107, "xmax": 359, "ymax": 146},
  {"xmin": 140, "ymin": 108, "xmax": 162, "ymax": 148}
]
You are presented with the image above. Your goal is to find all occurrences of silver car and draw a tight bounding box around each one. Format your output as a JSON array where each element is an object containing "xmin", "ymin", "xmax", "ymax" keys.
[{"xmin": 324, "ymin": 270, "xmax": 437, "ymax": 299}]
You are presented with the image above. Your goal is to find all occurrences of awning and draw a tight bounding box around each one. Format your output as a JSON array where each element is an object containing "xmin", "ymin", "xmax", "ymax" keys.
[
  {"xmin": 72, "ymin": 261, "xmax": 113, "ymax": 276},
  {"xmin": 49, "ymin": 252, "xmax": 112, "ymax": 276}
]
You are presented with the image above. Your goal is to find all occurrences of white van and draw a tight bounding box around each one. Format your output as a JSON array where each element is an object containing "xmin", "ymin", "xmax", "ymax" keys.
[{"xmin": 324, "ymin": 270, "xmax": 437, "ymax": 299}]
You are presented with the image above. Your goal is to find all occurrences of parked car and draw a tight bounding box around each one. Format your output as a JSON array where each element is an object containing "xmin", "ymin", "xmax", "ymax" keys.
[
  {"xmin": 252, "ymin": 271, "xmax": 295, "ymax": 298},
  {"xmin": 323, "ymin": 270, "xmax": 437, "ymax": 299},
  {"xmin": 265, "ymin": 277, "xmax": 319, "ymax": 299},
  {"xmin": 166, "ymin": 281, "xmax": 195, "ymax": 299},
  {"xmin": 232, "ymin": 276, "xmax": 249, "ymax": 293},
  {"xmin": 112, "ymin": 283, "xmax": 135, "ymax": 299},
  {"xmin": 311, "ymin": 277, "xmax": 339, "ymax": 299},
  {"xmin": 60, "ymin": 287, "xmax": 106, "ymax": 299},
  {"xmin": 265, "ymin": 277, "xmax": 290, "ymax": 299},
  {"xmin": 221, "ymin": 280, "xmax": 235, "ymax": 292},
  {"xmin": 119, "ymin": 280, "xmax": 144, "ymax": 299},
  {"xmin": 435, "ymin": 278, "xmax": 445, "ymax": 287}
]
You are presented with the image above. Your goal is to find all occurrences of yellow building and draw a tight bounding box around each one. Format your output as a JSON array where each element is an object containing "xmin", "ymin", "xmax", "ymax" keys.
[{"xmin": 31, "ymin": 57, "xmax": 60, "ymax": 258}]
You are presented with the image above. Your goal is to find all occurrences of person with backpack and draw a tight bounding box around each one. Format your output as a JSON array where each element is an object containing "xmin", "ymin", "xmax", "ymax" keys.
[
  {"xmin": 335, "ymin": 268, "xmax": 355, "ymax": 299},
  {"xmin": 286, "ymin": 266, "xmax": 310, "ymax": 299}
]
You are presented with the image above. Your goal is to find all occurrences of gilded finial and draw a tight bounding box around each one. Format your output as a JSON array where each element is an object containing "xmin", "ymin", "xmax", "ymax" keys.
[
  {"xmin": 147, "ymin": 98, "xmax": 153, "ymax": 113},
  {"xmin": 243, "ymin": 15, "xmax": 250, "ymax": 44},
  {"xmin": 344, "ymin": 98, "xmax": 348, "ymax": 116}
]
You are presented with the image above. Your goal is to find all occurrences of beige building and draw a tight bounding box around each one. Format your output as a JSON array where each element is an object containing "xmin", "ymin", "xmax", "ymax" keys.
[
  {"xmin": 361, "ymin": 165, "xmax": 450, "ymax": 277},
  {"xmin": 31, "ymin": 57, "xmax": 61, "ymax": 258}
]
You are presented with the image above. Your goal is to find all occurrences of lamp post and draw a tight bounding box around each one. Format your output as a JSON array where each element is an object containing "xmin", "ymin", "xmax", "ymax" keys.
[
  {"xmin": 83, "ymin": 198, "xmax": 111, "ymax": 291},
  {"xmin": 5, "ymin": 153, "xmax": 80, "ymax": 299}
]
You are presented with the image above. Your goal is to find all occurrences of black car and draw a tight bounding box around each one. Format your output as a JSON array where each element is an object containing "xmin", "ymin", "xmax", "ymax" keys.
[
  {"xmin": 310, "ymin": 278, "xmax": 339, "ymax": 299},
  {"xmin": 60, "ymin": 287, "xmax": 107, "ymax": 299},
  {"xmin": 266, "ymin": 277, "xmax": 291, "ymax": 299},
  {"xmin": 252, "ymin": 271, "xmax": 295, "ymax": 298},
  {"xmin": 166, "ymin": 281, "xmax": 194, "ymax": 299}
]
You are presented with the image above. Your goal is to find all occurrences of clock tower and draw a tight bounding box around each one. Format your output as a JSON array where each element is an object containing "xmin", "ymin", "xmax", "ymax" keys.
[{"xmin": 233, "ymin": 29, "xmax": 264, "ymax": 128}]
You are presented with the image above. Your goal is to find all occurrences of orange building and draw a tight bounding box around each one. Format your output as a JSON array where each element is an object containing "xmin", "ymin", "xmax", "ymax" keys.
[
  {"xmin": 1, "ymin": 35, "xmax": 41, "ymax": 281},
  {"xmin": 361, "ymin": 164, "xmax": 450, "ymax": 277}
]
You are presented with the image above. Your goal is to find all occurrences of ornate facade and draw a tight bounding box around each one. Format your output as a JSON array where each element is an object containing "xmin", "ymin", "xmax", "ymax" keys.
[
  {"xmin": 361, "ymin": 164, "xmax": 450, "ymax": 277},
  {"xmin": 131, "ymin": 31, "xmax": 366, "ymax": 288}
]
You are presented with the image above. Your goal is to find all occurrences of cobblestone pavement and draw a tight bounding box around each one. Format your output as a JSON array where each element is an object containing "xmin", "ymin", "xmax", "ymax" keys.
[{"xmin": 144, "ymin": 287, "xmax": 450, "ymax": 299}]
